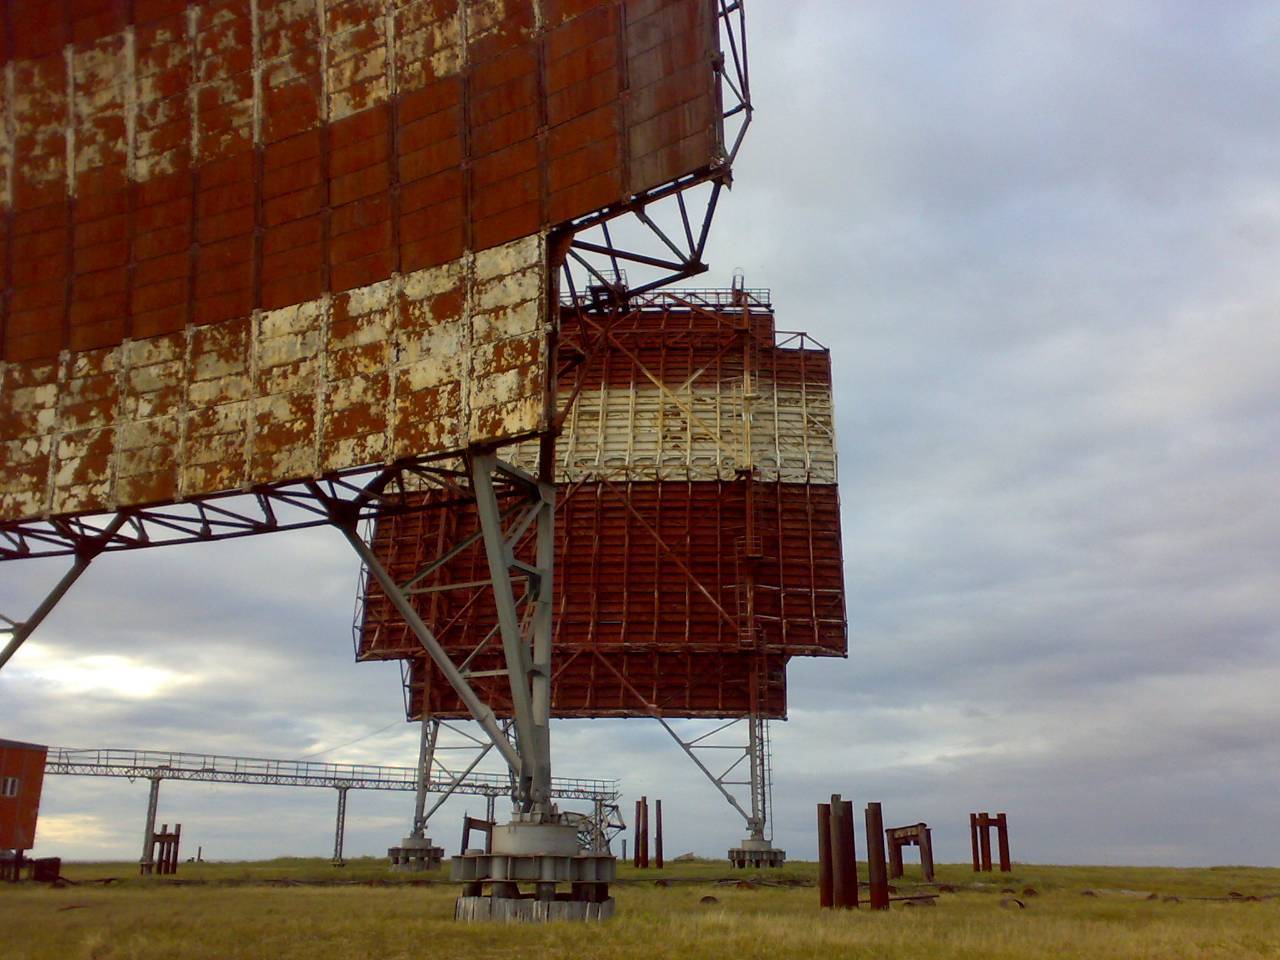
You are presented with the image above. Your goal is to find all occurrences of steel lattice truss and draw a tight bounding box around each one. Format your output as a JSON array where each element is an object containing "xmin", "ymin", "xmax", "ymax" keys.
[{"xmin": 45, "ymin": 747, "xmax": 619, "ymax": 803}]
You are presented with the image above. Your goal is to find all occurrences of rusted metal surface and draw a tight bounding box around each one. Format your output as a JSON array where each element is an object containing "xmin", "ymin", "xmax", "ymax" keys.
[
  {"xmin": 0, "ymin": 739, "xmax": 47, "ymax": 851},
  {"xmin": 142, "ymin": 822, "xmax": 181, "ymax": 876},
  {"xmin": 825, "ymin": 793, "xmax": 857, "ymax": 910},
  {"xmin": 404, "ymin": 648, "xmax": 788, "ymax": 719},
  {"xmin": 357, "ymin": 292, "xmax": 844, "ymax": 718},
  {"xmin": 816, "ymin": 802, "xmax": 833, "ymax": 908},
  {"xmin": 1, "ymin": 236, "xmax": 546, "ymax": 519},
  {"xmin": 865, "ymin": 801, "xmax": 889, "ymax": 910},
  {"xmin": 970, "ymin": 811, "xmax": 1012, "ymax": 872},
  {"xmin": 885, "ymin": 822, "xmax": 934, "ymax": 882},
  {"xmin": 363, "ymin": 479, "xmax": 844, "ymax": 658},
  {"xmin": 0, "ymin": 0, "xmax": 727, "ymax": 525},
  {"xmin": 653, "ymin": 798, "xmax": 662, "ymax": 870}
]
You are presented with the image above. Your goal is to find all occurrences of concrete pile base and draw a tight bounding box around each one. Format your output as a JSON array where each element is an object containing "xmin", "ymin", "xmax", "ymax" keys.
[
  {"xmin": 388, "ymin": 836, "xmax": 443, "ymax": 871},
  {"xmin": 728, "ymin": 839, "xmax": 786, "ymax": 868},
  {"xmin": 455, "ymin": 896, "xmax": 616, "ymax": 922},
  {"xmin": 450, "ymin": 816, "xmax": 616, "ymax": 923}
]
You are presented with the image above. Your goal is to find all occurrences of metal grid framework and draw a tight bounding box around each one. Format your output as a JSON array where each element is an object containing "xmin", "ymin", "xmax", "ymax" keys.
[
  {"xmin": 401, "ymin": 648, "xmax": 788, "ymax": 719},
  {"xmin": 0, "ymin": 2, "xmax": 759, "ymax": 854},
  {"xmin": 364, "ymin": 479, "xmax": 844, "ymax": 658},
  {"xmin": 44, "ymin": 746, "xmax": 619, "ymax": 802},
  {"xmin": 0, "ymin": 0, "xmax": 749, "ymax": 526},
  {"xmin": 356, "ymin": 289, "xmax": 844, "ymax": 720}
]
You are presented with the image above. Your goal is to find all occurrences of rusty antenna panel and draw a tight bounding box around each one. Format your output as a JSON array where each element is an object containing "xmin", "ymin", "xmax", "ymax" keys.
[
  {"xmin": 0, "ymin": 0, "xmax": 758, "ymax": 914},
  {"xmin": 357, "ymin": 287, "xmax": 844, "ymax": 720},
  {"xmin": 356, "ymin": 285, "xmax": 844, "ymax": 867},
  {"xmin": 0, "ymin": 0, "xmax": 754, "ymax": 680},
  {"xmin": 0, "ymin": 0, "xmax": 750, "ymax": 537}
]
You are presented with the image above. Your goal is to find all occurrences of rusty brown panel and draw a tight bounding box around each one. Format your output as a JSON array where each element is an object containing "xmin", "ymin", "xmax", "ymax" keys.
[
  {"xmin": 0, "ymin": 0, "xmax": 727, "ymax": 524},
  {"xmin": 403, "ymin": 649, "xmax": 789, "ymax": 720},
  {"xmin": 623, "ymin": 0, "xmax": 719, "ymax": 195},
  {"xmin": 360, "ymin": 479, "xmax": 846, "ymax": 663}
]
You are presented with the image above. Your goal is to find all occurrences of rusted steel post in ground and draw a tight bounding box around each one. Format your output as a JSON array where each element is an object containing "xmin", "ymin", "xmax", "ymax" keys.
[
  {"xmin": 970, "ymin": 813, "xmax": 981, "ymax": 871},
  {"xmin": 828, "ymin": 793, "xmax": 857, "ymax": 909},
  {"xmin": 816, "ymin": 802, "xmax": 833, "ymax": 908},
  {"xmin": 970, "ymin": 812, "xmax": 1008, "ymax": 872},
  {"xmin": 639, "ymin": 796, "xmax": 650, "ymax": 869},
  {"xmin": 838, "ymin": 799, "xmax": 858, "ymax": 907},
  {"xmin": 885, "ymin": 823, "xmax": 934, "ymax": 882},
  {"xmin": 978, "ymin": 811, "xmax": 993, "ymax": 871},
  {"xmin": 633, "ymin": 800, "xmax": 642, "ymax": 868},
  {"xmin": 865, "ymin": 803, "xmax": 889, "ymax": 910},
  {"xmin": 887, "ymin": 830, "xmax": 904, "ymax": 879},
  {"xmin": 996, "ymin": 813, "xmax": 1011, "ymax": 872},
  {"xmin": 139, "ymin": 776, "xmax": 161, "ymax": 875},
  {"xmin": 169, "ymin": 823, "xmax": 181, "ymax": 874},
  {"xmin": 655, "ymin": 800, "xmax": 664, "ymax": 869}
]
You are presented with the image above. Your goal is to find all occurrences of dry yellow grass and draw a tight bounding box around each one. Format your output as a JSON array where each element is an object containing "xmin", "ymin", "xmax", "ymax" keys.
[{"xmin": 2, "ymin": 859, "xmax": 1277, "ymax": 960}]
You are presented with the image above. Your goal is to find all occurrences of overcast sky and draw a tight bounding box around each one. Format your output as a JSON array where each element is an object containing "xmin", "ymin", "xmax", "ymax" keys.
[{"xmin": 4, "ymin": 0, "xmax": 1279, "ymax": 868}]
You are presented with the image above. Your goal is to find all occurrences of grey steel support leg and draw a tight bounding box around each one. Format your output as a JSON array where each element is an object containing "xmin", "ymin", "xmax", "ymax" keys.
[
  {"xmin": 746, "ymin": 715, "xmax": 765, "ymax": 842},
  {"xmin": 530, "ymin": 475, "xmax": 555, "ymax": 805},
  {"xmin": 411, "ymin": 718, "xmax": 439, "ymax": 837},
  {"xmin": 654, "ymin": 717, "xmax": 753, "ymax": 826},
  {"xmin": 332, "ymin": 786, "xmax": 350, "ymax": 865},
  {"xmin": 334, "ymin": 456, "xmax": 611, "ymax": 914},
  {"xmin": 139, "ymin": 776, "xmax": 161, "ymax": 875},
  {"xmin": 592, "ymin": 798, "xmax": 605, "ymax": 853},
  {"xmin": 471, "ymin": 453, "xmax": 554, "ymax": 815},
  {"xmin": 657, "ymin": 716, "xmax": 784, "ymax": 867}
]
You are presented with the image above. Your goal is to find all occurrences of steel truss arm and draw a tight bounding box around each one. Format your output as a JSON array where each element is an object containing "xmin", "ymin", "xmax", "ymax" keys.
[
  {"xmin": 0, "ymin": 457, "xmax": 478, "ymax": 562},
  {"xmin": 0, "ymin": 514, "xmax": 128, "ymax": 671},
  {"xmin": 655, "ymin": 715, "xmax": 772, "ymax": 842}
]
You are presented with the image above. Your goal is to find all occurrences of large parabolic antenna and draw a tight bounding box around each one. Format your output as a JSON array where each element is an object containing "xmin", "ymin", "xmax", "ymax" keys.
[{"xmin": 0, "ymin": 0, "xmax": 755, "ymax": 918}]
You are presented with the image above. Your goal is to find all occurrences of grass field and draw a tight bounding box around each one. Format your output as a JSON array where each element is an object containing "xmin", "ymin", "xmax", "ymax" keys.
[{"xmin": 3, "ymin": 858, "xmax": 1278, "ymax": 959}]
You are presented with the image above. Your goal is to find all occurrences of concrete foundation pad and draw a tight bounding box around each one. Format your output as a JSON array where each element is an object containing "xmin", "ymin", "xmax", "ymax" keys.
[
  {"xmin": 451, "ymin": 850, "xmax": 616, "ymax": 884},
  {"xmin": 388, "ymin": 836, "xmax": 443, "ymax": 871},
  {"xmin": 455, "ymin": 896, "xmax": 616, "ymax": 923},
  {"xmin": 728, "ymin": 845, "xmax": 786, "ymax": 868}
]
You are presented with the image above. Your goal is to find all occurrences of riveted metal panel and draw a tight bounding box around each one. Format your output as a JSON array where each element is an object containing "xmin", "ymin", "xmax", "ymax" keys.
[
  {"xmin": 357, "ymin": 294, "xmax": 847, "ymax": 718},
  {"xmin": 404, "ymin": 650, "xmax": 789, "ymax": 720},
  {"xmin": 0, "ymin": 0, "xmax": 725, "ymax": 524},
  {"xmin": 361, "ymin": 478, "xmax": 845, "ymax": 662}
]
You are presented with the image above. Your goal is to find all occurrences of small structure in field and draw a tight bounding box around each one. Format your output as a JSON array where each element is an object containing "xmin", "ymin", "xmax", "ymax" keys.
[
  {"xmin": 970, "ymin": 811, "xmax": 1012, "ymax": 872},
  {"xmin": 0, "ymin": 739, "xmax": 47, "ymax": 881},
  {"xmin": 886, "ymin": 822, "xmax": 935, "ymax": 881}
]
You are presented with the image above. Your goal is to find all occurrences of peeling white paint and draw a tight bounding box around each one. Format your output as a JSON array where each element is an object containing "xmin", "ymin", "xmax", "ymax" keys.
[{"xmin": 0, "ymin": 235, "xmax": 550, "ymax": 519}]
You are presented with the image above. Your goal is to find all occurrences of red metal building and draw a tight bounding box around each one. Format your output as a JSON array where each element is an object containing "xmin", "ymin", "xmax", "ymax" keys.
[{"xmin": 0, "ymin": 739, "xmax": 48, "ymax": 853}]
